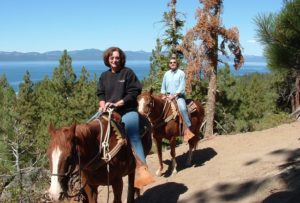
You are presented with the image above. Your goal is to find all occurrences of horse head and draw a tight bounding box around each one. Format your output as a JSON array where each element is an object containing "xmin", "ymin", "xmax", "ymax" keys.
[
  {"xmin": 46, "ymin": 122, "xmax": 78, "ymax": 201},
  {"xmin": 137, "ymin": 89, "xmax": 155, "ymax": 117}
]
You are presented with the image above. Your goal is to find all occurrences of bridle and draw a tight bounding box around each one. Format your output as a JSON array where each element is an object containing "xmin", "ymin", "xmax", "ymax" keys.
[
  {"xmin": 144, "ymin": 96, "xmax": 155, "ymax": 118},
  {"xmin": 49, "ymin": 140, "xmax": 87, "ymax": 201},
  {"xmin": 48, "ymin": 109, "xmax": 125, "ymax": 202},
  {"xmin": 144, "ymin": 95, "xmax": 175, "ymax": 128}
]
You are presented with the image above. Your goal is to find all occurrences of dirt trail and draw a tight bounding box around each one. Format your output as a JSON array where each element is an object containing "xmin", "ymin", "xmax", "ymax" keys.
[{"xmin": 98, "ymin": 121, "xmax": 300, "ymax": 203}]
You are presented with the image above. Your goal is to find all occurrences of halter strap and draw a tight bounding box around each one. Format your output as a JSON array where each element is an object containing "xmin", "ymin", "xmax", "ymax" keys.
[{"xmin": 148, "ymin": 98, "xmax": 178, "ymax": 128}]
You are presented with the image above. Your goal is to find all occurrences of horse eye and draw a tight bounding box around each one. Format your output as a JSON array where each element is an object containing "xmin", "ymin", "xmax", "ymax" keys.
[{"xmin": 65, "ymin": 156, "xmax": 72, "ymax": 163}]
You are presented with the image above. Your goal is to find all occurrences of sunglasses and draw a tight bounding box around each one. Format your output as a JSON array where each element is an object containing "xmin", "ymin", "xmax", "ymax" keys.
[{"xmin": 169, "ymin": 61, "xmax": 177, "ymax": 64}]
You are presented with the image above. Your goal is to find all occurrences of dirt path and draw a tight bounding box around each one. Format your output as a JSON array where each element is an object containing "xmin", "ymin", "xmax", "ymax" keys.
[{"xmin": 98, "ymin": 121, "xmax": 300, "ymax": 203}]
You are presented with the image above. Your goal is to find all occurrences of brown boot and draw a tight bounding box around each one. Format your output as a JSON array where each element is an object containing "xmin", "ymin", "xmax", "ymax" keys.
[
  {"xmin": 183, "ymin": 128, "xmax": 195, "ymax": 142},
  {"xmin": 134, "ymin": 165, "xmax": 155, "ymax": 189}
]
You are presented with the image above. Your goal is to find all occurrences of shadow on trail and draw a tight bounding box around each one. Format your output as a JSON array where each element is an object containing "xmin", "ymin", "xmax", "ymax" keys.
[
  {"xmin": 162, "ymin": 147, "xmax": 217, "ymax": 177},
  {"xmin": 184, "ymin": 179, "xmax": 268, "ymax": 203},
  {"xmin": 180, "ymin": 147, "xmax": 300, "ymax": 203},
  {"xmin": 136, "ymin": 182, "xmax": 187, "ymax": 203},
  {"xmin": 262, "ymin": 148, "xmax": 300, "ymax": 203}
]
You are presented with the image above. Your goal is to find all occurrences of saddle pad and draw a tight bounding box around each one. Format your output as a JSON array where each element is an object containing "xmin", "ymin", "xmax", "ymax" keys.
[{"xmin": 187, "ymin": 101, "xmax": 197, "ymax": 113}]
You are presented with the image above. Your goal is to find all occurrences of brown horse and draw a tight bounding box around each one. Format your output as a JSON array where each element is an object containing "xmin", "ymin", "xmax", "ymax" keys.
[
  {"xmin": 137, "ymin": 90, "xmax": 204, "ymax": 176},
  {"xmin": 45, "ymin": 112, "xmax": 152, "ymax": 203}
]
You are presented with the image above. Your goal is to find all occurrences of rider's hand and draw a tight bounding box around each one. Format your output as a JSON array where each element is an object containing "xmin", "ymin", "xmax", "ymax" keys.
[
  {"xmin": 162, "ymin": 94, "xmax": 167, "ymax": 100},
  {"xmin": 167, "ymin": 94, "xmax": 176, "ymax": 100},
  {"xmin": 105, "ymin": 102, "xmax": 116, "ymax": 109},
  {"xmin": 98, "ymin": 106, "xmax": 105, "ymax": 112},
  {"xmin": 99, "ymin": 101, "xmax": 106, "ymax": 112}
]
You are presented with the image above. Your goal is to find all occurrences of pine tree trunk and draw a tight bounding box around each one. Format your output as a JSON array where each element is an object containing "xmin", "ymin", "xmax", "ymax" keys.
[
  {"xmin": 171, "ymin": 0, "xmax": 177, "ymax": 54},
  {"xmin": 203, "ymin": 3, "xmax": 220, "ymax": 137},
  {"xmin": 204, "ymin": 66, "xmax": 217, "ymax": 137},
  {"xmin": 294, "ymin": 70, "xmax": 300, "ymax": 110},
  {"xmin": 204, "ymin": 40, "xmax": 218, "ymax": 137}
]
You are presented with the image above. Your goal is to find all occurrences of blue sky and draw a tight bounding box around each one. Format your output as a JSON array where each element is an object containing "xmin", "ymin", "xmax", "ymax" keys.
[{"xmin": 1, "ymin": 0, "xmax": 283, "ymax": 56}]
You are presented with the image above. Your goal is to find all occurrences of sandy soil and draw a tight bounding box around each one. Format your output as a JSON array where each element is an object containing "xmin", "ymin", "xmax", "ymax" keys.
[{"xmin": 98, "ymin": 121, "xmax": 300, "ymax": 203}]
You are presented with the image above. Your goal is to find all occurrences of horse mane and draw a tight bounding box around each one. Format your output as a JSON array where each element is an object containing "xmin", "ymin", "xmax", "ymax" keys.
[
  {"xmin": 75, "ymin": 121, "xmax": 101, "ymax": 145},
  {"xmin": 47, "ymin": 124, "xmax": 77, "ymax": 152}
]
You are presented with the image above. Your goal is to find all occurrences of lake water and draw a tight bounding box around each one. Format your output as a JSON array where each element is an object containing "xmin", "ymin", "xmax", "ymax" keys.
[{"xmin": 0, "ymin": 60, "xmax": 268, "ymax": 92}]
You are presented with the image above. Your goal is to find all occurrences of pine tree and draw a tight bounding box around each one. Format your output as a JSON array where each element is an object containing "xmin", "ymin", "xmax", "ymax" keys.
[
  {"xmin": 254, "ymin": 0, "xmax": 300, "ymax": 112},
  {"xmin": 0, "ymin": 73, "xmax": 42, "ymax": 201},
  {"xmin": 179, "ymin": 0, "xmax": 244, "ymax": 137},
  {"xmin": 143, "ymin": 0, "xmax": 185, "ymax": 92},
  {"xmin": 70, "ymin": 66, "xmax": 98, "ymax": 121},
  {"xmin": 50, "ymin": 50, "xmax": 76, "ymax": 125},
  {"xmin": 15, "ymin": 71, "xmax": 39, "ymax": 139},
  {"xmin": 0, "ymin": 75, "xmax": 16, "ymax": 175}
]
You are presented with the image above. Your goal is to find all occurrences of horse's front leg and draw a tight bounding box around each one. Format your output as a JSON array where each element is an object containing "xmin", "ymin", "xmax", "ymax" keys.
[
  {"xmin": 83, "ymin": 184, "xmax": 98, "ymax": 203},
  {"xmin": 154, "ymin": 136, "xmax": 163, "ymax": 176},
  {"xmin": 186, "ymin": 147, "xmax": 193, "ymax": 167},
  {"xmin": 111, "ymin": 177, "xmax": 123, "ymax": 203},
  {"xmin": 170, "ymin": 136, "xmax": 177, "ymax": 175},
  {"xmin": 186, "ymin": 133, "xmax": 200, "ymax": 166},
  {"xmin": 127, "ymin": 171, "xmax": 135, "ymax": 203}
]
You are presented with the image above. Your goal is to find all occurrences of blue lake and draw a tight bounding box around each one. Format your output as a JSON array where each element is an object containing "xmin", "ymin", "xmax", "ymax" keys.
[{"xmin": 0, "ymin": 60, "xmax": 268, "ymax": 92}]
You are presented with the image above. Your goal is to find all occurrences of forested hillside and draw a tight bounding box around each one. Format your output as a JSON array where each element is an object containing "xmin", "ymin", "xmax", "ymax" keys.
[
  {"xmin": 0, "ymin": 50, "xmax": 293, "ymax": 201},
  {"xmin": 1, "ymin": 0, "xmax": 300, "ymax": 201}
]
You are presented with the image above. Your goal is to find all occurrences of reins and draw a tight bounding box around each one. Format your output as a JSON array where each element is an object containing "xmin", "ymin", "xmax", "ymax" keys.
[
  {"xmin": 49, "ymin": 109, "xmax": 126, "ymax": 202},
  {"xmin": 147, "ymin": 96, "xmax": 178, "ymax": 128}
]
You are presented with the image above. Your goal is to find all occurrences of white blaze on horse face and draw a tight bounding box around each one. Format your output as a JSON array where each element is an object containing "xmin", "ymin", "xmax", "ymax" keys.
[
  {"xmin": 48, "ymin": 146, "xmax": 63, "ymax": 201},
  {"xmin": 138, "ymin": 98, "xmax": 145, "ymax": 114}
]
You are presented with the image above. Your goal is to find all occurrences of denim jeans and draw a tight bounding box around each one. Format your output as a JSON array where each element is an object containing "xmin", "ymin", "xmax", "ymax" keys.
[
  {"xmin": 122, "ymin": 111, "xmax": 146, "ymax": 163},
  {"xmin": 176, "ymin": 97, "xmax": 192, "ymax": 127}
]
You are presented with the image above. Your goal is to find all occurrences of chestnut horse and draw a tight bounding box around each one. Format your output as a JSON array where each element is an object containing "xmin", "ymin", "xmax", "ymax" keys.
[
  {"xmin": 46, "ymin": 111, "xmax": 152, "ymax": 203},
  {"xmin": 137, "ymin": 90, "xmax": 204, "ymax": 176}
]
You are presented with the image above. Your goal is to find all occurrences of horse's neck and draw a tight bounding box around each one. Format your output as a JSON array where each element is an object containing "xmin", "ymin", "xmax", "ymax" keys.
[
  {"xmin": 151, "ymin": 96, "xmax": 169, "ymax": 120},
  {"xmin": 76, "ymin": 122, "xmax": 100, "ymax": 155}
]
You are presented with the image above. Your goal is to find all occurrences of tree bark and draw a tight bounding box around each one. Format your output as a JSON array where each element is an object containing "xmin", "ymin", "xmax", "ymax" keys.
[
  {"xmin": 204, "ymin": 66, "xmax": 217, "ymax": 137},
  {"xmin": 294, "ymin": 70, "xmax": 300, "ymax": 111}
]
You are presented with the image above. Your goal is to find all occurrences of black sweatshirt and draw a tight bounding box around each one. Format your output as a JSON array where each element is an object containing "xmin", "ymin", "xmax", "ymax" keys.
[{"xmin": 96, "ymin": 67, "xmax": 142, "ymax": 115}]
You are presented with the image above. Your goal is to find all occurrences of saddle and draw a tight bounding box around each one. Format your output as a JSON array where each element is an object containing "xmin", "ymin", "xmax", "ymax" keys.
[
  {"xmin": 186, "ymin": 99, "xmax": 198, "ymax": 114},
  {"xmin": 166, "ymin": 99, "xmax": 197, "ymax": 136},
  {"xmin": 101, "ymin": 111, "xmax": 125, "ymax": 140},
  {"xmin": 166, "ymin": 99, "xmax": 197, "ymax": 121},
  {"xmin": 100, "ymin": 111, "xmax": 151, "ymax": 139}
]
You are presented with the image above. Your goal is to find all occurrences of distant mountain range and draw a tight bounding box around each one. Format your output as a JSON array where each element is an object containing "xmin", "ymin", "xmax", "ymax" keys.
[{"xmin": 0, "ymin": 49, "xmax": 265, "ymax": 62}]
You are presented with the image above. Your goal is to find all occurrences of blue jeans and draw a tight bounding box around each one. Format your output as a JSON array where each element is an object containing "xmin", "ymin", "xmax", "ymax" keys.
[
  {"xmin": 122, "ymin": 111, "xmax": 146, "ymax": 163},
  {"xmin": 176, "ymin": 97, "xmax": 191, "ymax": 127}
]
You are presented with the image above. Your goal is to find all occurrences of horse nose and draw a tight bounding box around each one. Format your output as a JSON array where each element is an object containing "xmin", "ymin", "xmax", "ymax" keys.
[
  {"xmin": 138, "ymin": 109, "xmax": 146, "ymax": 116},
  {"xmin": 42, "ymin": 189, "xmax": 58, "ymax": 202},
  {"xmin": 137, "ymin": 105, "xmax": 145, "ymax": 115},
  {"xmin": 47, "ymin": 187, "xmax": 62, "ymax": 202}
]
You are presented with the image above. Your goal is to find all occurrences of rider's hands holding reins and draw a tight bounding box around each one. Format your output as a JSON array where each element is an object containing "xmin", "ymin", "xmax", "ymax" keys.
[
  {"xmin": 162, "ymin": 94, "xmax": 177, "ymax": 101},
  {"xmin": 99, "ymin": 100, "xmax": 124, "ymax": 112},
  {"xmin": 167, "ymin": 94, "xmax": 177, "ymax": 101}
]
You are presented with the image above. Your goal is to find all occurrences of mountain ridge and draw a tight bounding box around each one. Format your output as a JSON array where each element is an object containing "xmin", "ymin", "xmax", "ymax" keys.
[{"xmin": 0, "ymin": 49, "xmax": 265, "ymax": 62}]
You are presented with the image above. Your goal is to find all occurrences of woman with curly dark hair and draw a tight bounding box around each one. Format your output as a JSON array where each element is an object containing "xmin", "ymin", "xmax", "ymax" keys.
[{"xmin": 97, "ymin": 47, "xmax": 154, "ymax": 189}]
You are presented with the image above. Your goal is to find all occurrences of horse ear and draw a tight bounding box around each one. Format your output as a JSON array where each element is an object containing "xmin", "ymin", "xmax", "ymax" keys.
[
  {"xmin": 70, "ymin": 123, "xmax": 76, "ymax": 135},
  {"xmin": 149, "ymin": 87, "xmax": 153, "ymax": 95},
  {"xmin": 70, "ymin": 123, "xmax": 79, "ymax": 144},
  {"xmin": 48, "ymin": 122, "xmax": 55, "ymax": 135}
]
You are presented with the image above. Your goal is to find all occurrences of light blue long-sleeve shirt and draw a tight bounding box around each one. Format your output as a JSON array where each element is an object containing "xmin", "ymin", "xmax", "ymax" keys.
[{"xmin": 161, "ymin": 68, "xmax": 186, "ymax": 95}]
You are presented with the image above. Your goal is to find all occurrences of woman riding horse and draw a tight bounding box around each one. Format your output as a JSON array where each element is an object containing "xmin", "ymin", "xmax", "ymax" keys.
[
  {"xmin": 97, "ymin": 47, "xmax": 155, "ymax": 189},
  {"xmin": 46, "ymin": 112, "xmax": 153, "ymax": 203}
]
